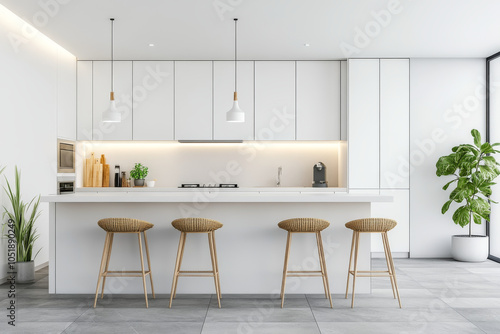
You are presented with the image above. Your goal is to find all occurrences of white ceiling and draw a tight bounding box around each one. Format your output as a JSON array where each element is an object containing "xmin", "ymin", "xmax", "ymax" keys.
[{"xmin": 1, "ymin": 0, "xmax": 500, "ymax": 60}]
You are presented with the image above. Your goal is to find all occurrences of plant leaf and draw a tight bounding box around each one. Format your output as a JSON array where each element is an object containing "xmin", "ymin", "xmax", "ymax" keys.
[
  {"xmin": 452, "ymin": 205, "xmax": 471, "ymax": 228},
  {"xmin": 442, "ymin": 200, "xmax": 453, "ymax": 214},
  {"xmin": 472, "ymin": 129, "xmax": 481, "ymax": 147},
  {"xmin": 436, "ymin": 155, "xmax": 458, "ymax": 176}
]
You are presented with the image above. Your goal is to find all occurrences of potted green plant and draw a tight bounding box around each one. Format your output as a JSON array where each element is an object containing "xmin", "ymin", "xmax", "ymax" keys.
[
  {"xmin": 2, "ymin": 167, "xmax": 41, "ymax": 282},
  {"xmin": 130, "ymin": 163, "xmax": 149, "ymax": 187},
  {"xmin": 436, "ymin": 129, "xmax": 500, "ymax": 262}
]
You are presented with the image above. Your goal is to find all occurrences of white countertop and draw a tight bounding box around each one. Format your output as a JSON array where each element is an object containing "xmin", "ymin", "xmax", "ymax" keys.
[{"xmin": 42, "ymin": 187, "xmax": 392, "ymax": 203}]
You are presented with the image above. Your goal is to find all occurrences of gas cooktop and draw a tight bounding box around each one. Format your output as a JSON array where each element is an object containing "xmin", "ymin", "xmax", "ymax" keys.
[{"xmin": 179, "ymin": 183, "xmax": 238, "ymax": 188}]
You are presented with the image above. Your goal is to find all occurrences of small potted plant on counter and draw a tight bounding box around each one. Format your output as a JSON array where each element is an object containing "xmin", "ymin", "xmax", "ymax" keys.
[
  {"xmin": 436, "ymin": 129, "xmax": 500, "ymax": 262},
  {"xmin": 3, "ymin": 167, "xmax": 41, "ymax": 283},
  {"xmin": 130, "ymin": 163, "xmax": 149, "ymax": 187}
]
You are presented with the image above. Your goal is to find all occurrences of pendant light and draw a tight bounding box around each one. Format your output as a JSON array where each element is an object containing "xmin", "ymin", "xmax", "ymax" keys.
[
  {"xmin": 102, "ymin": 18, "xmax": 121, "ymax": 123},
  {"xmin": 226, "ymin": 18, "xmax": 244, "ymax": 122}
]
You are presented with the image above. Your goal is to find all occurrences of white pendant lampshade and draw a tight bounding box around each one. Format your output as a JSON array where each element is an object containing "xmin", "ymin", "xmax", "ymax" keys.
[
  {"xmin": 226, "ymin": 18, "xmax": 244, "ymax": 122},
  {"xmin": 226, "ymin": 93, "xmax": 244, "ymax": 122},
  {"xmin": 103, "ymin": 18, "xmax": 121, "ymax": 123}
]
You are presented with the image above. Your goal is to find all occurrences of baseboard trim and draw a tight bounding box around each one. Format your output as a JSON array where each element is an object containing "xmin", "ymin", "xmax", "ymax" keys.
[{"xmin": 371, "ymin": 252, "xmax": 409, "ymax": 259}]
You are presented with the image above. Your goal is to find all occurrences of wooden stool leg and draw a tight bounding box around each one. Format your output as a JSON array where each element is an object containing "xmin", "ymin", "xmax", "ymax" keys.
[
  {"xmin": 143, "ymin": 231, "xmax": 155, "ymax": 299},
  {"xmin": 351, "ymin": 231, "xmax": 360, "ymax": 308},
  {"xmin": 208, "ymin": 231, "xmax": 221, "ymax": 308},
  {"xmin": 280, "ymin": 232, "xmax": 292, "ymax": 308},
  {"xmin": 381, "ymin": 232, "xmax": 397, "ymax": 299},
  {"xmin": 211, "ymin": 231, "xmax": 222, "ymax": 300},
  {"xmin": 94, "ymin": 232, "xmax": 110, "ymax": 308},
  {"xmin": 384, "ymin": 232, "xmax": 402, "ymax": 308},
  {"xmin": 316, "ymin": 232, "xmax": 328, "ymax": 299},
  {"xmin": 137, "ymin": 232, "xmax": 149, "ymax": 308},
  {"xmin": 173, "ymin": 232, "xmax": 187, "ymax": 299},
  {"xmin": 169, "ymin": 232, "xmax": 186, "ymax": 308},
  {"xmin": 317, "ymin": 232, "xmax": 333, "ymax": 308},
  {"xmin": 345, "ymin": 231, "xmax": 356, "ymax": 299},
  {"xmin": 100, "ymin": 233, "xmax": 114, "ymax": 299}
]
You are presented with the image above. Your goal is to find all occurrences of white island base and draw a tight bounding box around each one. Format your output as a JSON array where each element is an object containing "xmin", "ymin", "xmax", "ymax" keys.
[{"xmin": 45, "ymin": 192, "xmax": 390, "ymax": 295}]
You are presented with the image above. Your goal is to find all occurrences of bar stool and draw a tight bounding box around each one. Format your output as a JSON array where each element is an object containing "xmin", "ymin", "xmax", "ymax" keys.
[
  {"xmin": 93, "ymin": 218, "xmax": 155, "ymax": 308},
  {"xmin": 278, "ymin": 218, "xmax": 332, "ymax": 308},
  {"xmin": 345, "ymin": 218, "xmax": 402, "ymax": 308},
  {"xmin": 169, "ymin": 218, "xmax": 223, "ymax": 308}
]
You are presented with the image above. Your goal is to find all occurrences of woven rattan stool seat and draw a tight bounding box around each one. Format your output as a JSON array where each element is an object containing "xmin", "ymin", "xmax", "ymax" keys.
[
  {"xmin": 172, "ymin": 218, "xmax": 223, "ymax": 232},
  {"xmin": 98, "ymin": 218, "xmax": 154, "ymax": 233},
  {"xmin": 278, "ymin": 218, "xmax": 330, "ymax": 232},
  {"xmin": 345, "ymin": 218, "xmax": 397, "ymax": 233}
]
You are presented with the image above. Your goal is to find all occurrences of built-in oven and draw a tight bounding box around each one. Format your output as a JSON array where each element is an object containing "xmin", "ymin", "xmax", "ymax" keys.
[{"xmin": 57, "ymin": 139, "xmax": 75, "ymax": 173}]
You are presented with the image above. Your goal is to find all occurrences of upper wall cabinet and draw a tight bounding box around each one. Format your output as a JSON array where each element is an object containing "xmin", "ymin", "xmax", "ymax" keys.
[
  {"xmin": 296, "ymin": 61, "xmax": 341, "ymax": 140},
  {"xmin": 348, "ymin": 59, "xmax": 380, "ymax": 189},
  {"xmin": 340, "ymin": 60, "xmax": 347, "ymax": 141},
  {"xmin": 175, "ymin": 61, "xmax": 213, "ymax": 140},
  {"xmin": 213, "ymin": 61, "xmax": 254, "ymax": 140},
  {"xmin": 255, "ymin": 61, "xmax": 296, "ymax": 140},
  {"xmin": 133, "ymin": 61, "xmax": 174, "ymax": 140},
  {"xmin": 77, "ymin": 61, "xmax": 93, "ymax": 141},
  {"xmin": 57, "ymin": 49, "xmax": 76, "ymax": 141},
  {"xmin": 380, "ymin": 59, "xmax": 410, "ymax": 189},
  {"xmin": 92, "ymin": 61, "xmax": 133, "ymax": 140}
]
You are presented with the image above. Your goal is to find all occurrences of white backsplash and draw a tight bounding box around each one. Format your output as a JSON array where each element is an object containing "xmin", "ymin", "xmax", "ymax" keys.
[{"xmin": 76, "ymin": 141, "xmax": 346, "ymax": 188}]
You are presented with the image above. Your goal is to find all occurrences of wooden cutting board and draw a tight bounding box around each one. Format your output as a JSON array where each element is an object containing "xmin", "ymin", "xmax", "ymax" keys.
[
  {"xmin": 84, "ymin": 158, "xmax": 92, "ymax": 187},
  {"xmin": 102, "ymin": 164, "xmax": 110, "ymax": 187}
]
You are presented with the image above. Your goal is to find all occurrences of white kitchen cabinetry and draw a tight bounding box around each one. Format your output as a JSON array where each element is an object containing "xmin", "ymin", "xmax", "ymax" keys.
[
  {"xmin": 255, "ymin": 61, "xmax": 296, "ymax": 140},
  {"xmin": 380, "ymin": 59, "xmax": 409, "ymax": 189},
  {"xmin": 213, "ymin": 61, "xmax": 254, "ymax": 140},
  {"xmin": 76, "ymin": 61, "xmax": 93, "ymax": 141},
  {"xmin": 133, "ymin": 61, "xmax": 174, "ymax": 140},
  {"xmin": 92, "ymin": 61, "xmax": 133, "ymax": 140},
  {"xmin": 348, "ymin": 59, "xmax": 380, "ymax": 189},
  {"xmin": 175, "ymin": 61, "xmax": 213, "ymax": 140},
  {"xmin": 57, "ymin": 49, "xmax": 76, "ymax": 141},
  {"xmin": 296, "ymin": 61, "xmax": 340, "ymax": 140},
  {"xmin": 371, "ymin": 189, "xmax": 410, "ymax": 254}
]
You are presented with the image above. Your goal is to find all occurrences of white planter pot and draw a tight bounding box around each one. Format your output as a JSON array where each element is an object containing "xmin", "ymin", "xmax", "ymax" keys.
[
  {"xmin": 15, "ymin": 261, "xmax": 35, "ymax": 283},
  {"xmin": 451, "ymin": 235, "xmax": 489, "ymax": 262}
]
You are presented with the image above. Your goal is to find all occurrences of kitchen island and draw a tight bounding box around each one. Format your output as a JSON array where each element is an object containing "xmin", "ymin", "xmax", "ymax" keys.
[{"xmin": 42, "ymin": 188, "xmax": 391, "ymax": 295}]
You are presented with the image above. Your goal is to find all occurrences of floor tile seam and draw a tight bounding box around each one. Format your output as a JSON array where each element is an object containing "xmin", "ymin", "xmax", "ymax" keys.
[
  {"xmin": 305, "ymin": 293, "xmax": 323, "ymax": 334},
  {"xmin": 200, "ymin": 293, "xmax": 212, "ymax": 334}
]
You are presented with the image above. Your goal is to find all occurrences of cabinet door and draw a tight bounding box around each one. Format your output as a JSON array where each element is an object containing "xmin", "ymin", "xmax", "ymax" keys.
[
  {"xmin": 348, "ymin": 59, "xmax": 379, "ymax": 189},
  {"xmin": 77, "ymin": 61, "xmax": 93, "ymax": 141},
  {"xmin": 133, "ymin": 61, "xmax": 174, "ymax": 140},
  {"xmin": 380, "ymin": 59, "xmax": 410, "ymax": 189},
  {"xmin": 92, "ymin": 61, "xmax": 133, "ymax": 140},
  {"xmin": 340, "ymin": 60, "xmax": 347, "ymax": 141},
  {"xmin": 371, "ymin": 189, "xmax": 409, "ymax": 254},
  {"xmin": 213, "ymin": 61, "xmax": 254, "ymax": 140},
  {"xmin": 175, "ymin": 61, "xmax": 213, "ymax": 140},
  {"xmin": 255, "ymin": 61, "xmax": 295, "ymax": 140},
  {"xmin": 296, "ymin": 61, "xmax": 340, "ymax": 140},
  {"xmin": 57, "ymin": 49, "xmax": 76, "ymax": 140}
]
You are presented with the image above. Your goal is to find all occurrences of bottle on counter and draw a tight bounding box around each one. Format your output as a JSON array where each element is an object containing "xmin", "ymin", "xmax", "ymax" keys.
[
  {"xmin": 121, "ymin": 171, "xmax": 128, "ymax": 187},
  {"xmin": 114, "ymin": 165, "xmax": 121, "ymax": 187}
]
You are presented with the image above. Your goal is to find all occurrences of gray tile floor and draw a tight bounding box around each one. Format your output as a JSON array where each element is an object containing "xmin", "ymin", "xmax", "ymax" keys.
[{"xmin": 0, "ymin": 258, "xmax": 499, "ymax": 333}]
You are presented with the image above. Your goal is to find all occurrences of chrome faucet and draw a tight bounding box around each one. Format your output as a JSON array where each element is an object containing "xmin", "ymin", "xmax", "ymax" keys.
[{"xmin": 277, "ymin": 166, "xmax": 283, "ymax": 187}]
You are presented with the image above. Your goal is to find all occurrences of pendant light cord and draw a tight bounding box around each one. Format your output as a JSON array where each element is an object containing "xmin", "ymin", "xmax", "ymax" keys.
[
  {"xmin": 110, "ymin": 18, "xmax": 114, "ymax": 95},
  {"xmin": 234, "ymin": 18, "xmax": 238, "ymax": 94}
]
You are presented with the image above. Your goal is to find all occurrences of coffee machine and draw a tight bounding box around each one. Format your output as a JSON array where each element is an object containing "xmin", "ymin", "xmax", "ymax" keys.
[{"xmin": 312, "ymin": 162, "xmax": 328, "ymax": 187}]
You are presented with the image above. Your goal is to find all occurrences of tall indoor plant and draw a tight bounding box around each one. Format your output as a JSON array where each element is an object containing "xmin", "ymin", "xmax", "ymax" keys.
[
  {"xmin": 3, "ymin": 167, "xmax": 41, "ymax": 282},
  {"xmin": 436, "ymin": 129, "xmax": 500, "ymax": 262}
]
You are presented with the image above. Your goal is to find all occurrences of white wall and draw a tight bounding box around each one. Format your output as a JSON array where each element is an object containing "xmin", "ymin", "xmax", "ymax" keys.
[
  {"xmin": 0, "ymin": 5, "xmax": 76, "ymax": 279},
  {"xmin": 78, "ymin": 142, "xmax": 343, "ymax": 188},
  {"xmin": 409, "ymin": 59, "xmax": 486, "ymax": 258}
]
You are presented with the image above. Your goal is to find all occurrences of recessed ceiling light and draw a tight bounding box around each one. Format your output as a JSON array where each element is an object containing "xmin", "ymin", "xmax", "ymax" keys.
[
  {"xmin": 149, "ymin": 43, "xmax": 155, "ymax": 47},
  {"xmin": 304, "ymin": 43, "xmax": 310, "ymax": 47}
]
